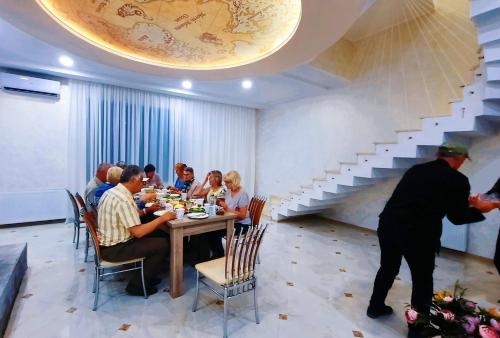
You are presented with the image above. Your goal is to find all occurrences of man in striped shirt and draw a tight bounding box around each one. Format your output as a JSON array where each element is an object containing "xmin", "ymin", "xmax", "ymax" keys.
[{"xmin": 98, "ymin": 165, "xmax": 176, "ymax": 296}]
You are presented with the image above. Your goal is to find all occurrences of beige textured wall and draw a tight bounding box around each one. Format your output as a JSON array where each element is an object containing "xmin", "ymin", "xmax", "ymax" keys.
[
  {"xmin": 310, "ymin": 39, "xmax": 357, "ymax": 80},
  {"xmin": 310, "ymin": 0, "xmax": 479, "ymax": 130}
]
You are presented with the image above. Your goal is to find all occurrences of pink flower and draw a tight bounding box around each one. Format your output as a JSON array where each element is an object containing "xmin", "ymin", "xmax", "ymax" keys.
[
  {"xmin": 443, "ymin": 296, "xmax": 454, "ymax": 303},
  {"xmin": 479, "ymin": 325, "xmax": 500, "ymax": 338},
  {"xmin": 405, "ymin": 308, "xmax": 418, "ymax": 324},
  {"xmin": 463, "ymin": 316, "xmax": 481, "ymax": 335},
  {"xmin": 439, "ymin": 309, "xmax": 455, "ymax": 321},
  {"xmin": 465, "ymin": 300, "xmax": 477, "ymax": 310},
  {"xmin": 491, "ymin": 319, "xmax": 500, "ymax": 332}
]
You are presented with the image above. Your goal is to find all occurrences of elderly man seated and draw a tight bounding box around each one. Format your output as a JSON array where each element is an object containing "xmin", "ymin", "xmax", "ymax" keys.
[
  {"xmin": 97, "ymin": 165, "xmax": 176, "ymax": 296},
  {"xmin": 93, "ymin": 166, "xmax": 123, "ymax": 205},
  {"xmin": 85, "ymin": 163, "xmax": 111, "ymax": 203}
]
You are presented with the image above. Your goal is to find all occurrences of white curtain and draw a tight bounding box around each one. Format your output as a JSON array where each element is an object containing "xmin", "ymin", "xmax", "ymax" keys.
[{"xmin": 67, "ymin": 80, "xmax": 256, "ymax": 196}]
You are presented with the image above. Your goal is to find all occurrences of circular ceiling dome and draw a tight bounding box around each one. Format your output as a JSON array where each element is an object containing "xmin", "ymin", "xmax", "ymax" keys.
[{"xmin": 35, "ymin": 0, "xmax": 302, "ymax": 70}]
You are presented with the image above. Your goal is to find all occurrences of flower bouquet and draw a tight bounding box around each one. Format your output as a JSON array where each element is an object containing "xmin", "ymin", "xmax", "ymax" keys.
[{"xmin": 405, "ymin": 281, "xmax": 500, "ymax": 338}]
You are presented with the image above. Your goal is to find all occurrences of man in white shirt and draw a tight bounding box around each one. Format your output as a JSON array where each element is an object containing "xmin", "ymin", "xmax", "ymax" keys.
[{"xmin": 98, "ymin": 165, "xmax": 175, "ymax": 296}]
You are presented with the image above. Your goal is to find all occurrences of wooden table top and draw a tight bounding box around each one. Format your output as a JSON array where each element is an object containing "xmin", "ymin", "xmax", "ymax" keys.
[{"xmin": 166, "ymin": 212, "xmax": 237, "ymax": 228}]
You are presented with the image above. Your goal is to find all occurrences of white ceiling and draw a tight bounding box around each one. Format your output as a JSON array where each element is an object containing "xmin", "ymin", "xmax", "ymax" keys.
[{"xmin": 0, "ymin": 1, "xmax": 382, "ymax": 109}]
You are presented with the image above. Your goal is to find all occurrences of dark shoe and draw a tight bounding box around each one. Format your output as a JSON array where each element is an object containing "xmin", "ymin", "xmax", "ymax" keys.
[
  {"xmin": 366, "ymin": 304, "xmax": 394, "ymax": 319},
  {"xmin": 126, "ymin": 283, "xmax": 158, "ymax": 296},
  {"xmin": 407, "ymin": 325, "xmax": 424, "ymax": 338}
]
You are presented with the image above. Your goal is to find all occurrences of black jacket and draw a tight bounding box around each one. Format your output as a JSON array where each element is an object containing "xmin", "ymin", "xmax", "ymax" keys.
[{"xmin": 379, "ymin": 159, "xmax": 485, "ymax": 248}]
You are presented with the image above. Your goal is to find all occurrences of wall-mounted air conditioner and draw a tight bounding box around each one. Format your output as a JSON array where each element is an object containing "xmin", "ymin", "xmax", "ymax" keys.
[{"xmin": 0, "ymin": 73, "xmax": 61, "ymax": 99}]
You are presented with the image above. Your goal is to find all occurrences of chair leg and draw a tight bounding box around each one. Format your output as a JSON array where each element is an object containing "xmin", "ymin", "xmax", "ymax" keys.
[
  {"xmin": 93, "ymin": 267, "xmax": 100, "ymax": 311},
  {"xmin": 140, "ymin": 260, "xmax": 148, "ymax": 299},
  {"xmin": 75, "ymin": 223, "xmax": 80, "ymax": 249},
  {"xmin": 257, "ymin": 253, "xmax": 261, "ymax": 264},
  {"xmin": 92, "ymin": 266, "xmax": 97, "ymax": 293},
  {"xmin": 223, "ymin": 287, "xmax": 229, "ymax": 338},
  {"xmin": 84, "ymin": 229, "xmax": 90, "ymax": 262},
  {"xmin": 192, "ymin": 270, "xmax": 200, "ymax": 312},
  {"xmin": 72, "ymin": 221, "xmax": 76, "ymax": 243},
  {"xmin": 254, "ymin": 279, "xmax": 260, "ymax": 324}
]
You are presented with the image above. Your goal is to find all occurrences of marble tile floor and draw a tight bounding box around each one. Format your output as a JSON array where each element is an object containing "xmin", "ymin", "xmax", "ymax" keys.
[{"xmin": 1, "ymin": 217, "xmax": 498, "ymax": 338}]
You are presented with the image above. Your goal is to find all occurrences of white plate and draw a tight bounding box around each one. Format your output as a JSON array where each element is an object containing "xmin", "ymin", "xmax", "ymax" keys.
[
  {"xmin": 187, "ymin": 212, "xmax": 209, "ymax": 219},
  {"xmin": 169, "ymin": 193, "xmax": 180, "ymax": 197},
  {"xmin": 145, "ymin": 202, "xmax": 154, "ymax": 207},
  {"xmin": 153, "ymin": 210, "xmax": 169, "ymax": 217}
]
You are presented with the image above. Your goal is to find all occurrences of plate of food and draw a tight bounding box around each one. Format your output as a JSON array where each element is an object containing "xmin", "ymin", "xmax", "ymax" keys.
[
  {"xmin": 187, "ymin": 212, "xmax": 209, "ymax": 219},
  {"xmin": 189, "ymin": 206, "xmax": 205, "ymax": 213},
  {"xmin": 153, "ymin": 210, "xmax": 169, "ymax": 217}
]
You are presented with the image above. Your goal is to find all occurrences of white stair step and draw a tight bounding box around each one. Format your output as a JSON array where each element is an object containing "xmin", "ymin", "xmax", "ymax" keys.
[
  {"xmin": 478, "ymin": 21, "xmax": 500, "ymax": 45},
  {"xmin": 326, "ymin": 174, "xmax": 374, "ymax": 187},
  {"xmin": 295, "ymin": 196, "xmax": 344, "ymax": 209},
  {"xmin": 471, "ymin": 0, "xmax": 500, "ymax": 20},
  {"xmin": 285, "ymin": 201, "xmax": 337, "ymax": 213},
  {"xmin": 484, "ymin": 43, "xmax": 500, "ymax": 63},
  {"xmin": 486, "ymin": 64, "xmax": 500, "ymax": 81},
  {"xmin": 484, "ymin": 83, "xmax": 500, "ymax": 100}
]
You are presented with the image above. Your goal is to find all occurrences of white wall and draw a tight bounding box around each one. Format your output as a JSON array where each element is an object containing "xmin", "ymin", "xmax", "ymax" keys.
[
  {"xmin": 0, "ymin": 84, "xmax": 71, "ymax": 224},
  {"xmin": 255, "ymin": 90, "xmax": 398, "ymax": 198},
  {"xmin": 0, "ymin": 84, "xmax": 70, "ymax": 193}
]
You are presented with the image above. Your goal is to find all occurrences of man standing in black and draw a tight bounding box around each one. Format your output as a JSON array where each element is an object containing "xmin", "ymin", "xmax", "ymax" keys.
[{"xmin": 366, "ymin": 144, "xmax": 496, "ymax": 338}]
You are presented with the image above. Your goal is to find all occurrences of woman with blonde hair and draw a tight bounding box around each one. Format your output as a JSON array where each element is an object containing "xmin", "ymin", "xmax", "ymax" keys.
[{"xmin": 221, "ymin": 170, "xmax": 251, "ymax": 231}]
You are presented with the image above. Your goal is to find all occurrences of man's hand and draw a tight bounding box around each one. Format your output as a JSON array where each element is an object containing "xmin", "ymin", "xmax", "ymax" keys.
[
  {"xmin": 146, "ymin": 204, "xmax": 163, "ymax": 214},
  {"xmin": 159, "ymin": 211, "xmax": 176, "ymax": 222},
  {"xmin": 469, "ymin": 194, "xmax": 499, "ymax": 213}
]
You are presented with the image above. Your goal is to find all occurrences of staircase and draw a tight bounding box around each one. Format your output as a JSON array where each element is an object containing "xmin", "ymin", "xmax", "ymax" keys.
[{"xmin": 271, "ymin": 0, "xmax": 500, "ymax": 221}]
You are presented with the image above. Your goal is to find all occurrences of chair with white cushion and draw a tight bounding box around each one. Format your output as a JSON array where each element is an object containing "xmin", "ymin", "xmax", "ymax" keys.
[
  {"xmin": 192, "ymin": 225, "xmax": 268, "ymax": 338},
  {"xmin": 82, "ymin": 211, "xmax": 148, "ymax": 311}
]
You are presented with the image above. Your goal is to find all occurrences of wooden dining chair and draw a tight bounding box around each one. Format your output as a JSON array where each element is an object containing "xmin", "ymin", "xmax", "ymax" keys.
[
  {"xmin": 65, "ymin": 189, "xmax": 86, "ymax": 250},
  {"xmin": 82, "ymin": 211, "xmax": 148, "ymax": 311},
  {"xmin": 192, "ymin": 225, "xmax": 268, "ymax": 338},
  {"xmin": 249, "ymin": 195, "xmax": 267, "ymax": 264},
  {"xmin": 249, "ymin": 195, "xmax": 267, "ymax": 229},
  {"xmin": 75, "ymin": 192, "xmax": 92, "ymax": 262}
]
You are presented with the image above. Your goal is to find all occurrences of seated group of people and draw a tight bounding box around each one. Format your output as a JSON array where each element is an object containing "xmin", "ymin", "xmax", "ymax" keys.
[{"xmin": 83, "ymin": 161, "xmax": 252, "ymax": 296}]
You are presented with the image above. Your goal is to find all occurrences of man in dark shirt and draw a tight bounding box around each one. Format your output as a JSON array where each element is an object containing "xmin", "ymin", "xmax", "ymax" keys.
[
  {"xmin": 366, "ymin": 144, "xmax": 496, "ymax": 338},
  {"xmin": 485, "ymin": 178, "xmax": 500, "ymax": 273}
]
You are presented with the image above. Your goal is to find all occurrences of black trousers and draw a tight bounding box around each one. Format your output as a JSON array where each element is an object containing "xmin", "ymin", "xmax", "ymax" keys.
[
  {"xmin": 100, "ymin": 232, "xmax": 169, "ymax": 287},
  {"xmin": 369, "ymin": 221, "xmax": 436, "ymax": 314}
]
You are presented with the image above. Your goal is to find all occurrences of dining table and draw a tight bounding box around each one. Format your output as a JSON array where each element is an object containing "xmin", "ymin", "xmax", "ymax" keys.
[{"xmin": 160, "ymin": 212, "xmax": 236, "ymax": 298}]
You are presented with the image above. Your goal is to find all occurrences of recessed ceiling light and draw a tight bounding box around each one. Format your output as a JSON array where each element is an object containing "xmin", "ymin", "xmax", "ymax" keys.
[
  {"xmin": 58, "ymin": 55, "xmax": 74, "ymax": 67},
  {"xmin": 242, "ymin": 80, "xmax": 253, "ymax": 89},
  {"xmin": 181, "ymin": 80, "xmax": 192, "ymax": 90}
]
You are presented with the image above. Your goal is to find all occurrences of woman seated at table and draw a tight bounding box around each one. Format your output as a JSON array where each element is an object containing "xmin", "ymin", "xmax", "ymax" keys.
[
  {"xmin": 190, "ymin": 170, "xmax": 226, "ymax": 200},
  {"xmin": 220, "ymin": 170, "xmax": 251, "ymax": 233},
  {"xmin": 208, "ymin": 170, "xmax": 251, "ymax": 258},
  {"xmin": 168, "ymin": 162, "xmax": 187, "ymax": 193},
  {"xmin": 93, "ymin": 166, "xmax": 123, "ymax": 205}
]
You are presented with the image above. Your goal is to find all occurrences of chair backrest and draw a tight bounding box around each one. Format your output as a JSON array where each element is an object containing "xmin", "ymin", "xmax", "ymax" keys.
[
  {"xmin": 65, "ymin": 189, "xmax": 80, "ymax": 223},
  {"xmin": 249, "ymin": 195, "xmax": 267, "ymax": 227},
  {"xmin": 74, "ymin": 192, "xmax": 88, "ymax": 213},
  {"xmin": 82, "ymin": 211, "xmax": 101, "ymax": 262},
  {"xmin": 224, "ymin": 225, "xmax": 268, "ymax": 285}
]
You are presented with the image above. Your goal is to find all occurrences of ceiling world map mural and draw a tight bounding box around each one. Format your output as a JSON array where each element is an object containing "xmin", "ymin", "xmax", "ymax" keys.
[{"xmin": 36, "ymin": 0, "xmax": 302, "ymax": 69}]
